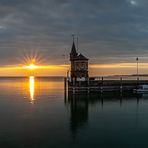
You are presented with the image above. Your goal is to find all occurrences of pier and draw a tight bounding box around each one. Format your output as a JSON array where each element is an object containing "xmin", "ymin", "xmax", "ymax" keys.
[
  {"xmin": 66, "ymin": 40, "xmax": 148, "ymax": 94},
  {"xmin": 65, "ymin": 77, "xmax": 148, "ymax": 93}
]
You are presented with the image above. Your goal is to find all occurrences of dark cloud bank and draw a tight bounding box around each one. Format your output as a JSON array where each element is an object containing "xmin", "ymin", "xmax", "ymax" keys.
[{"xmin": 0, "ymin": 0, "xmax": 148, "ymax": 65}]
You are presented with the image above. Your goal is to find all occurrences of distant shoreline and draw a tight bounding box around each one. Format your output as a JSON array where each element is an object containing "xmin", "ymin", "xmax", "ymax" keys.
[
  {"xmin": 0, "ymin": 76, "xmax": 65, "ymax": 79},
  {"xmin": 0, "ymin": 74, "xmax": 148, "ymax": 78}
]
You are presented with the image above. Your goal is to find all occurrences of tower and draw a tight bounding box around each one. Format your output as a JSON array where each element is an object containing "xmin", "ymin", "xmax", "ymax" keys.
[{"xmin": 70, "ymin": 41, "xmax": 89, "ymax": 81}]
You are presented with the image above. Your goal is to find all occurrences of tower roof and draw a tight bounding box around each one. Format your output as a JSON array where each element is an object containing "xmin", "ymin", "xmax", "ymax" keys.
[
  {"xmin": 70, "ymin": 42, "xmax": 78, "ymax": 61},
  {"xmin": 76, "ymin": 53, "xmax": 88, "ymax": 60},
  {"xmin": 70, "ymin": 42, "xmax": 77, "ymax": 56}
]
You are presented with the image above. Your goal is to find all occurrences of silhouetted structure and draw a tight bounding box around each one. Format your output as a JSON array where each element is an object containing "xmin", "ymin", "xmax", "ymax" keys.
[
  {"xmin": 70, "ymin": 41, "xmax": 89, "ymax": 81},
  {"xmin": 65, "ymin": 40, "xmax": 148, "ymax": 93}
]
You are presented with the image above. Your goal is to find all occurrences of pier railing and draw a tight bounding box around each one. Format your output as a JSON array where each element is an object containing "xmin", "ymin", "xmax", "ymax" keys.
[{"xmin": 65, "ymin": 76, "xmax": 148, "ymax": 93}]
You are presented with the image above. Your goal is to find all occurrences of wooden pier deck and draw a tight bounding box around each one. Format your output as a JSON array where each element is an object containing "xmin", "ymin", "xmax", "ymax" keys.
[{"xmin": 65, "ymin": 77, "xmax": 148, "ymax": 93}]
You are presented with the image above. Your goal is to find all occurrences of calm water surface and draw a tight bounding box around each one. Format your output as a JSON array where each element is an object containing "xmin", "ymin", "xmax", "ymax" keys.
[{"xmin": 0, "ymin": 77, "xmax": 148, "ymax": 148}]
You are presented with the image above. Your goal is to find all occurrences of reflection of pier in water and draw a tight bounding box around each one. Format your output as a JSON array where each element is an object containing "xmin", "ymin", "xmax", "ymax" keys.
[{"xmin": 65, "ymin": 92, "xmax": 143, "ymax": 137}]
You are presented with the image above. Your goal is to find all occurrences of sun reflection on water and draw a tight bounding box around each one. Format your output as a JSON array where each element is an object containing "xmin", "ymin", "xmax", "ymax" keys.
[{"xmin": 29, "ymin": 76, "xmax": 35, "ymax": 103}]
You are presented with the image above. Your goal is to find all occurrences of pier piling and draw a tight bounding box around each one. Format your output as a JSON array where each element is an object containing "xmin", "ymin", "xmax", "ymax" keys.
[{"xmin": 120, "ymin": 77, "xmax": 123, "ymax": 93}]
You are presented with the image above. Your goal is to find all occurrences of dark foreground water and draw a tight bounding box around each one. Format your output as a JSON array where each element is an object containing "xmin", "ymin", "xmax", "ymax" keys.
[{"xmin": 0, "ymin": 77, "xmax": 148, "ymax": 148}]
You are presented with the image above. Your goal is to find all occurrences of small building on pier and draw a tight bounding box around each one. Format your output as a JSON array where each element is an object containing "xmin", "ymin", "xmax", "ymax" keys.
[{"xmin": 70, "ymin": 41, "xmax": 89, "ymax": 81}]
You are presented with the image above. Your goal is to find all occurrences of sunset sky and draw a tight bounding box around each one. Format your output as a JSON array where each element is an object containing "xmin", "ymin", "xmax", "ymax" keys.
[{"xmin": 0, "ymin": 0, "xmax": 148, "ymax": 76}]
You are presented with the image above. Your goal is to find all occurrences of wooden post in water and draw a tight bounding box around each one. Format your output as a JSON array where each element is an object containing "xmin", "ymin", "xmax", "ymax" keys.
[
  {"xmin": 137, "ymin": 76, "xmax": 139, "ymax": 82},
  {"xmin": 120, "ymin": 77, "xmax": 123, "ymax": 93},
  {"xmin": 101, "ymin": 77, "xmax": 104, "ymax": 93},
  {"xmin": 64, "ymin": 77, "xmax": 67, "ymax": 90},
  {"xmin": 101, "ymin": 93, "xmax": 104, "ymax": 108},
  {"xmin": 137, "ymin": 77, "xmax": 139, "ymax": 89},
  {"xmin": 79, "ymin": 80, "xmax": 81, "ymax": 87},
  {"xmin": 87, "ymin": 78, "xmax": 89, "ymax": 86},
  {"xmin": 73, "ymin": 78, "xmax": 75, "ymax": 94},
  {"xmin": 87, "ymin": 78, "xmax": 90, "ymax": 93},
  {"xmin": 64, "ymin": 77, "xmax": 67, "ymax": 102}
]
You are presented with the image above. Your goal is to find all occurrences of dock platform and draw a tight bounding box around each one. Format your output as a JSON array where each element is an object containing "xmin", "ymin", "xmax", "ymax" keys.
[{"xmin": 65, "ymin": 77, "xmax": 148, "ymax": 93}]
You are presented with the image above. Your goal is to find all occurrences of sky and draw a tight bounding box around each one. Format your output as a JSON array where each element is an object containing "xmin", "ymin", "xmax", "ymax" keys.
[{"xmin": 0, "ymin": 0, "xmax": 148, "ymax": 76}]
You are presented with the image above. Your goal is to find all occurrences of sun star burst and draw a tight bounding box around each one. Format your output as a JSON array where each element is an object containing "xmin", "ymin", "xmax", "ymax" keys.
[{"xmin": 24, "ymin": 64, "xmax": 38, "ymax": 70}]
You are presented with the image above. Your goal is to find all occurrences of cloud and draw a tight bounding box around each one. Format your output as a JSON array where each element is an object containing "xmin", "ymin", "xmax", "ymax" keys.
[
  {"xmin": 130, "ymin": 0, "xmax": 138, "ymax": 6},
  {"xmin": 0, "ymin": 0, "xmax": 148, "ymax": 66}
]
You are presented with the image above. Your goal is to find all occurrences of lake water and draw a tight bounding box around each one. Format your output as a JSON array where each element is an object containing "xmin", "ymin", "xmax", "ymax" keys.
[{"xmin": 0, "ymin": 77, "xmax": 148, "ymax": 148}]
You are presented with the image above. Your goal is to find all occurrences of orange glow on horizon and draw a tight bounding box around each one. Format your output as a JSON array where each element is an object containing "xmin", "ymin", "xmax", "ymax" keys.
[
  {"xmin": 0, "ymin": 62, "xmax": 148, "ymax": 76},
  {"xmin": 90, "ymin": 63, "xmax": 148, "ymax": 69}
]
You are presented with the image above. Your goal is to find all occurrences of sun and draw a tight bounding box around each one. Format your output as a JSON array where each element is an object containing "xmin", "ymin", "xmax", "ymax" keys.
[{"xmin": 24, "ymin": 64, "xmax": 38, "ymax": 70}]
